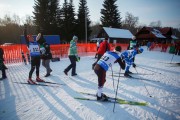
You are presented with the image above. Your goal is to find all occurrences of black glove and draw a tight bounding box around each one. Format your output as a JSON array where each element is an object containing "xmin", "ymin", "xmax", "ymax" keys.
[{"xmin": 133, "ymin": 63, "xmax": 136, "ymax": 68}]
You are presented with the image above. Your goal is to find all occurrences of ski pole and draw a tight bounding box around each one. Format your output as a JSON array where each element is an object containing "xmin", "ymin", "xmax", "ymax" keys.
[
  {"xmin": 113, "ymin": 68, "xmax": 121, "ymax": 112},
  {"xmin": 110, "ymin": 66, "xmax": 115, "ymax": 92},
  {"xmin": 138, "ymin": 66, "xmax": 162, "ymax": 74},
  {"xmin": 134, "ymin": 68, "xmax": 152, "ymax": 97}
]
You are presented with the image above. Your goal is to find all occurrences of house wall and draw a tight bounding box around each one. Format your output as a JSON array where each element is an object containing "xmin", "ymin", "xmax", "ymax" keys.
[{"xmin": 109, "ymin": 38, "xmax": 130, "ymax": 44}]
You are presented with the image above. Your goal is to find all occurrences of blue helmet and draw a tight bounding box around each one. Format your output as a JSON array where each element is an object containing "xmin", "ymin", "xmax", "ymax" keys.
[{"xmin": 139, "ymin": 48, "xmax": 144, "ymax": 53}]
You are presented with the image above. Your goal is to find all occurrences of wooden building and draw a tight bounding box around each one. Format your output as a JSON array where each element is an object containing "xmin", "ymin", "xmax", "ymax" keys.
[
  {"xmin": 135, "ymin": 27, "xmax": 166, "ymax": 44},
  {"xmin": 96, "ymin": 27, "xmax": 134, "ymax": 44},
  {"xmin": 160, "ymin": 27, "xmax": 178, "ymax": 41},
  {"xmin": 135, "ymin": 27, "xmax": 178, "ymax": 44}
]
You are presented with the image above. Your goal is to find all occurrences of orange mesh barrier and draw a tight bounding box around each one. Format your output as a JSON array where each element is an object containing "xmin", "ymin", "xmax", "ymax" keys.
[
  {"xmin": 0, "ymin": 43, "xmax": 129, "ymax": 64},
  {"xmin": 149, "ymin": 43, "xmax": 172, "ymax": 52},
  {"xmin": 0, "ymin": 44, "xmax": 29, "ymax": 63}
]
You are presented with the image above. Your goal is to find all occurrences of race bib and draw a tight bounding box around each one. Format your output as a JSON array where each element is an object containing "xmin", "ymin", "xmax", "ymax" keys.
[
  {"xmin": 40, "ymin": 47, "xmax": 46, "ymax": 54},
  {"xmin": 29, "ymin": 44, "xmax": 40, "ymax": 56},
  {"xmin": 29, "ymin": 44, "xmax": 40, "ymax": 53}
]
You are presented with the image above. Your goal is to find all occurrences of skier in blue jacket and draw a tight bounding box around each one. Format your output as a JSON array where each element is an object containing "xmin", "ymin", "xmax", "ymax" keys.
[
  {"xmin": 121, "ymin": 47, "xmax": 144, "ymax": 77},
  {"xmin": 94, "ymin": 46, "xmax": 125, "ymax": 101}
]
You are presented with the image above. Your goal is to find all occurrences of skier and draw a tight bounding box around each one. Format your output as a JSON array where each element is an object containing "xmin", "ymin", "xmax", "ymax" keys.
[
  {"xmin": 92, "ymin": 37, "xmax": 110, "ymax": 70},
  {"xmin": 121, "ymin": 47, "xmax": 144, "ymax": 77},
  {"xmin": 0, "ymin": 47, "xmax": 7, "ymax": 80},
  {"xmin": 24, "ymin": 25, "xmax": 44, "ymax": 84},
  {"xmin": 94, "ymin": 46, "xmax": 125, "ymax": 101},
  {"xmin": 64, "ymin": 35, "xmax": 79, "ymax": 76},
  {"xmin": 36, "ymin": 33, "xmax": 52, "ymax": 77}
]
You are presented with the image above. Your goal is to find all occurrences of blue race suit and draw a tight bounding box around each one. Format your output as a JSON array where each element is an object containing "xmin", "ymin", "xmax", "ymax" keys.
[{"xmin": 121, "ymin": 49, "xmax": 138, "ymax": 72}]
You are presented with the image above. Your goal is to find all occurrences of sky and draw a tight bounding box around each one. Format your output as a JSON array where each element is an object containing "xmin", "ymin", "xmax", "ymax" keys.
[{"xmin": 0, "ymin": 0, "xmax": 180, "ymax": 28}]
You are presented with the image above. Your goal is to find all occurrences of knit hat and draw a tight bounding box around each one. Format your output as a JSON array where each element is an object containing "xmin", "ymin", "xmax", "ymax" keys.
[
  {"xmin": 27, "ymin": 34, "xmax": 33, "ymax": 41},
  {"xmin": 115, "ymin": 46, "xmax": 121, "ymax": 52},
  {"xmin": 73, "ymin": 36, "xmax": 78, "ymax": 40},
  {"xmin": 27, "ymin": 34, "xmax": 32, "ymax": 39},
  {"xmin": 132, "ymin": 36, "xmax": 136, "ymax": 40}
]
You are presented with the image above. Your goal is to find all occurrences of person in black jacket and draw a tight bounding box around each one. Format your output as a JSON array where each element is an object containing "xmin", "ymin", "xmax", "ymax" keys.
[
  {"xmin": 36, "ymin": 33, "xmax": 52, "ymax": 77},
  {"xmin": 0, "ymin": 47, "xmax": 7, "ymax": 80}
]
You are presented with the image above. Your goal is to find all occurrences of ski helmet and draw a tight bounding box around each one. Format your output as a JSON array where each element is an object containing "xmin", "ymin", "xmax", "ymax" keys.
[{"xmin": 139, "ymin": 48, "xmax": 144, "ymax": 53}]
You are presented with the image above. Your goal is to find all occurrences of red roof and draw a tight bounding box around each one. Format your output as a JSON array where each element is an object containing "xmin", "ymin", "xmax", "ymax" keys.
[
  {"xmin": 159, "ymin": 27, "xmax": 172, "ymax": 34},
  {"xmin": 136, "ymin": 27, "xmax": 166, "ymax": 39}
]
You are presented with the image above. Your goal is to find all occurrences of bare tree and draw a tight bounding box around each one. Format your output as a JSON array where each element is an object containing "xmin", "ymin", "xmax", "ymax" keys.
[
  {"xmin": 149, "ymin": 20, "xmax": 162, "ymax": 28},
  {"xmin": 0, "ymin": 14, "xmax": 25, "ymax": 44},
  {"xmin": 89, "ymin": 22, "xmax": 101, "ymax": 39},
  {"xmin": 12, "ymin": 14, "xmax": 21, "ymax": 25},
  {"xmin": 24, "ymin": 15, "xmax": 34, "ymax": 26},
  {"xmin": 122, "ymin": 12, "xmax": 139, "ymax": 34}
]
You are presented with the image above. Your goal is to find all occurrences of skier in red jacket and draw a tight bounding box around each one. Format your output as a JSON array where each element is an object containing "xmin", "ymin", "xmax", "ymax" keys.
[{"xmin": 92, "ymin": 37, "xmax": 110, "ymax": 69}]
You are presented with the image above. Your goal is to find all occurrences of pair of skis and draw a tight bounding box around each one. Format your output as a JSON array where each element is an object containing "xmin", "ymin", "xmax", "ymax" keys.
[
  {"xmin": 13, "ymin": 81, "xmax": 65, "ymax": 87},
  {"xmin": 75, "ymin": 92, "xmax": 148, "ymax": 106}
]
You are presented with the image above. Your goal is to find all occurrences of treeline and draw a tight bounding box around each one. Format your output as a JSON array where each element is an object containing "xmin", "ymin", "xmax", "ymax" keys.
[{"xmin": 0, "ymin": 0, "xmax": 179, "ymax": 44}]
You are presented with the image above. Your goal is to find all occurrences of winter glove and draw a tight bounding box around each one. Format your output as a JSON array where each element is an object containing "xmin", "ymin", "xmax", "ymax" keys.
[
  {"xmin": 76, "ymin": 55, "xmax": 80, "ymax": 62},
  {"xmin": 133, "ymin": 63, "xmax": 136, "ymax": 68}
]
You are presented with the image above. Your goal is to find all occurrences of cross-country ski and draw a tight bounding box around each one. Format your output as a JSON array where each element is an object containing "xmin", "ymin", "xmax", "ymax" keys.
[{"xmin": 77, "ymin": 92, "xmax": 148, "ymax": 106}]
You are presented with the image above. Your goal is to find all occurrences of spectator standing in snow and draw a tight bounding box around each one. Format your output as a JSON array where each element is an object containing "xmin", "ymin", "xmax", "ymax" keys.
[
  {"xmin": 127, "ymin": 36, "xmax": 140, "ymax": 63},
  {"xmin": 121, "ymin": 47, "xmax": 144, "ymax": 77},
  {"xmin": 36, "ymin": 33, "xmax": 52, "ymax": 77},
  {"xmin": 175, "ymin": 41, "xmax": 180, "ymax": 55},
  {"xmin": 94, "ymin": 46, "xmax": 125, "ymax": 101},
  {"xmin": 147, "ymin": 41, "xmax": 151, "ymax": 50},
  {"xmin": 149, "ymin": 41, "xmax": 155, "ymax": 51},
  {"xmin": 92, "ymin": 37, "xmax": 110, "ymax": 69},
  {"xmin": 64, "ymin": 36, "xmax": 79, "ymax": 76},
  {"xmin": 127, "ymin": 36, "xmax": 139, "ymax": 50},
  {"xmin": 24, "ymin": 25, "xmax": 44, "ymax": 84},
  {"xmin": 0, "ymin": 47, "xmax": 7, "ymax": 80}
]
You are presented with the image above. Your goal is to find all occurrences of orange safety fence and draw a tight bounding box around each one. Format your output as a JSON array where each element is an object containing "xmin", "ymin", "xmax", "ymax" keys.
[
  {"xmin": 0, "ymin": 43, "xmax": 129, "ymax": 64},
  {"xmin": 149, "ymin": 43, "xmax": 173, "ymax": 52}
]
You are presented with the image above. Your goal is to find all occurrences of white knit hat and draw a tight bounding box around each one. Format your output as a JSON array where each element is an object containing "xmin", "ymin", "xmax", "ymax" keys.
[
  {"xmin": 73, "ymin": 36, "xmax": 78, "ymax": 40},
  {"xmin": 132, "ymin": 36, "xmax": 136, "ymax": 40}
]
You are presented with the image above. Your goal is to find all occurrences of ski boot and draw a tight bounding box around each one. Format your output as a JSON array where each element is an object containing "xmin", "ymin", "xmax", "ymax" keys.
[
  {"xmin": 124, "ymin": 72, "xmax": 132, "ymax": 78},
  {"xmin": 36, "ymin": 77, "xmax": 45, "ymax": 82},
  {"xmin": 28, "ymin": 78, "xmax": 37, "ymax": 84},
  {"xmin": 97, "ymin": 93, "xmax": 109, "ymax": 101}
]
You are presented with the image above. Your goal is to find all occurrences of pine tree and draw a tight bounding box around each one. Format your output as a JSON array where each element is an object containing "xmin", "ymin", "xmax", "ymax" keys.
[
  {"xmin": 76, "ymin": 0, "xmax": 91, "ymax": 42},
  {"xmin": 48, "ymin": 0, "xmax": 61, "ymax": 34},
  {"xmin": 100, "ymin": 0, "xmax": 121, "ymax": 28},
  {"xmin": 33, "ymin": 0, "xmax": 60, "ymax": 34},
  {"xmin": 61, "ymin": 0, "xmax": 76, "ymax": 41}
]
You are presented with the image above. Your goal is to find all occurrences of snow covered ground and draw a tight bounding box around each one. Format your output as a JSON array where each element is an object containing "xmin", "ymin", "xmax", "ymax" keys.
[{"xmin": 0, "ymin": 47, "xmax": 180, "ymax": 120}]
